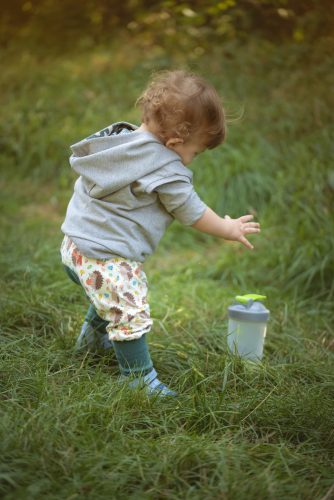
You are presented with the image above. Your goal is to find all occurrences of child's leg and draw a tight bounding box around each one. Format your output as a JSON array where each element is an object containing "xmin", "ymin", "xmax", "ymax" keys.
[
  {"xmin": 60, "ymin": 236, "xmax": 176, "ymax": 396},
  {"xmin": 76, "ymin": 304, "xmax": 113, "ymax": 351},
  {"xmin": 63, "ymin": 263, "xmax": 112, "ymax": 350},
  {"xmin": 112, "ymin": 334, "xmax": 153, "ymax": 375}
]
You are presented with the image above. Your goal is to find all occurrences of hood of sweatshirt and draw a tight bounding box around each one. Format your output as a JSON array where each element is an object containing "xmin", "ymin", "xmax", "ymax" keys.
[{"xmin": 70, "ymin": 122, "xmax": 182, "ymax": 198}]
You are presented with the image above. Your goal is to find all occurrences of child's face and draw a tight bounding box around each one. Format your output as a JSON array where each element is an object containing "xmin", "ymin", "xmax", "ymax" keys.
[{"xmin": 167, "ymin": 139, "xmax": 206, "ymax": 165}]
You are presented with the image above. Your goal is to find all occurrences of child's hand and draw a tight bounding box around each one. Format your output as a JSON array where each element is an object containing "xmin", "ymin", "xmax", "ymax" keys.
[
  {"xmin": 191, "ymin": 207, "xmax": 260, "ymax": 249},
  {"xmin": 223, "ymin": 214, "xmax": 260, "ymax": 250}
]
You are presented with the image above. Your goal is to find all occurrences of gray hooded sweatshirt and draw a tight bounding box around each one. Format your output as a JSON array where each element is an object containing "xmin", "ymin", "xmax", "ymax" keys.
[{"xmin": 61, "ymin": 122, "xmax": 207, "ymax": 262}]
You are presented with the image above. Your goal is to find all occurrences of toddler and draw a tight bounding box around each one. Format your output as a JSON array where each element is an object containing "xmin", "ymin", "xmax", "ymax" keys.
[{"xmin": 60, "ymin": 70, "xmax": 260, "ymax": 396}]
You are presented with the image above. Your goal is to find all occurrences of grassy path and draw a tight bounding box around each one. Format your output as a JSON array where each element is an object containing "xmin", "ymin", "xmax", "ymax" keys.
[{"xmin": 1, "ymin": 178, "xmax": 333, "ymax": 499}]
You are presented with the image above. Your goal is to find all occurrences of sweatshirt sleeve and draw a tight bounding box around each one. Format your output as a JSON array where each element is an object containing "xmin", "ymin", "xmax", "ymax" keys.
[{"xmin": 146, "ymin": 175, "xmax": 208, "ymax": 226}]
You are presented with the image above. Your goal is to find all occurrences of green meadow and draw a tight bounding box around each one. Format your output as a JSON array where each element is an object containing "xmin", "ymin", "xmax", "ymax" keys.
[{"xmin": 1, "ymin": 26, "xmax": 334, "ymax": 500}]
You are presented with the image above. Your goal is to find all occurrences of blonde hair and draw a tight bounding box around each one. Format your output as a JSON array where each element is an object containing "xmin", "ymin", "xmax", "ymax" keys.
[{"xmin": 136, "ymin": 70, "xmax": 226, "ymax": 149}]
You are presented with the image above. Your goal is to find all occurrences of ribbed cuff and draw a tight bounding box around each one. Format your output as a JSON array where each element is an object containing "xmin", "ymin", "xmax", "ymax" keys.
[{"xmin": 112, "ymin": 334, "xmax": 153, "ymax": 376}]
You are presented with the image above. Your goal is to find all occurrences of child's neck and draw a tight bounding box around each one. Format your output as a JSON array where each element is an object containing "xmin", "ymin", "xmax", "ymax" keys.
[
  {"xmin": 137, "ymin": 122, "xmax": 153, "ymax": 134},
  {"xmin": 137, "ymin": 122, "xmax": 164, "ymax": 143}
]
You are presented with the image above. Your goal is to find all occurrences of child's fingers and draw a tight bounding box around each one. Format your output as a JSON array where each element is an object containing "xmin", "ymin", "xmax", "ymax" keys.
[
  {"xmin": 240, "ymin": 214, "xmax": 254, "ymax": 223},
  {"xmin": 240, "ymin": 236, "xmax": 254, "ymax": 250},
  {"xmin": 244, "ymin": 227, "xmax": 260, "ymax": 234}
]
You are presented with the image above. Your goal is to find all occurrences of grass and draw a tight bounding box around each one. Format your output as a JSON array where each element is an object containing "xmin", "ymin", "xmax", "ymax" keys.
[{"xmin": 1, "ymin": 35, "xmax": 334, "ymax": 499}]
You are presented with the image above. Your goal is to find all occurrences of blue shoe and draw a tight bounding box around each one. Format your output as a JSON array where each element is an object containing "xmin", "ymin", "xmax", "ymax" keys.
[
  {"xmin": 123, "ymin": 368, "xmax": 177, "ymax": 397},
  {"xmin": 75, "ymin": 321, "xmax": 113, "ymax": 352}
]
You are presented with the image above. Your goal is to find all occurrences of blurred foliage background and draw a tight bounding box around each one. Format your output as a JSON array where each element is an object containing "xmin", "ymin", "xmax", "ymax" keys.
[
  {"xmin": 1, "ymin": 0, "xmax": 334, "ymax": 51},
  {"xmin": 1, "ymin": 0, "xmax": 333, "ymax": 301}
]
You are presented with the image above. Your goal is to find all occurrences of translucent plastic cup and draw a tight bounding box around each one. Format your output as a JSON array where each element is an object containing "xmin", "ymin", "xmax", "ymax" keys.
[{"xmin": 227, "ymin": 294, "xmax": 270, "ymax": 362}]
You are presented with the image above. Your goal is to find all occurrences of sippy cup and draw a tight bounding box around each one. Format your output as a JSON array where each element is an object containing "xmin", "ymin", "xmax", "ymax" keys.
[{"xmin": 227, "ymin": 294, "xmax": 270, "ymax": 362}]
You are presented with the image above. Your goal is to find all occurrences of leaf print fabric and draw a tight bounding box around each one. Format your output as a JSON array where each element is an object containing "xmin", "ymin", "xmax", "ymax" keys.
[{"xmin": 61, "ymin": 236, "xmax": 152, "ymax": 341}]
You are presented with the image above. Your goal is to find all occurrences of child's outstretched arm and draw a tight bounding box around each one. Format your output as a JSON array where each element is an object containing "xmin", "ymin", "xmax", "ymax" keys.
[{"xmin": 191, "ymin": 207, "xmax": 260, "ymax": 250}]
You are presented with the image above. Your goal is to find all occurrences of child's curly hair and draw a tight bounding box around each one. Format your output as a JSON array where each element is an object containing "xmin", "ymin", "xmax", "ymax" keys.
[{"xmin": 136, "ymin": 70, "xmax": 226, "ymax": 149}]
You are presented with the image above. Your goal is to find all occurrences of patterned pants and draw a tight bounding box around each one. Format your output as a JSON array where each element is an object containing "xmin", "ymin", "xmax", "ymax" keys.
[{"xmin": 60, "ymin": 235, "xmax": 152, "ymax": 341}]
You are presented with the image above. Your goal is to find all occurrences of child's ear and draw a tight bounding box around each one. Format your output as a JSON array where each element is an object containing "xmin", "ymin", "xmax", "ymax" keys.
[{"xmin": 165, "ymin": 137, "xmax": 184, "ymax": 148}]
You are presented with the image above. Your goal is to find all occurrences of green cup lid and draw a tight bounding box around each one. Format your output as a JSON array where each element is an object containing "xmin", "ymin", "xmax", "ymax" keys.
[
  {"xmin": 235, "ymin": 294, "xmax": 267, "ymax": 304},
  {"xmin": 229, "ymin": 294, "xmax": 269, "ymax": 322}
]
